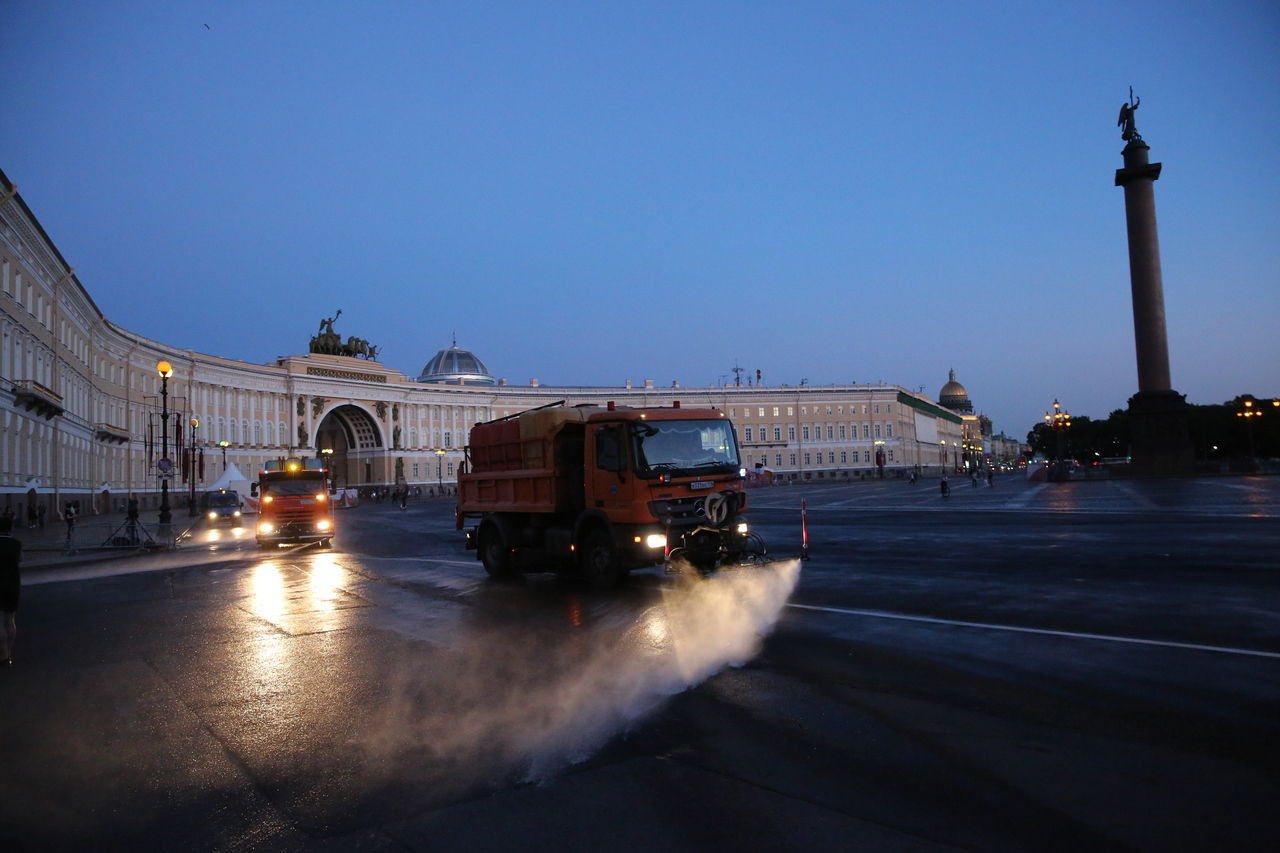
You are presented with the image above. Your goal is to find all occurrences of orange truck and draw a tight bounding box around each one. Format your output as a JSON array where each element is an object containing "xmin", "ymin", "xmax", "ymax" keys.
[
  {"xmin": 457, "ymin": 401, "xmax": 765, "ymax": 586},
  {"xmin": 251, "ymin": 458, "xmax": 335, "ymax": 548}
]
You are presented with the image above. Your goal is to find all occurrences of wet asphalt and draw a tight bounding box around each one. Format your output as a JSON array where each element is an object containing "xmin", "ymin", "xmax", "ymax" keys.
[{"xmin": 2, "ymin": 475, "xmax": 1278, "ymax": 852}]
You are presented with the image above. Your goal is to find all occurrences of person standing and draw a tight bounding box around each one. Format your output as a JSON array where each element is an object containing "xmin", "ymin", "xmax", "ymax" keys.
[
  {"xmin": 0, "ymin": 517, "xmax": 21, "ymax": 666},
  {"xmin": 63, "ymin": 503, "xmax": 77, "ymax": 551}
]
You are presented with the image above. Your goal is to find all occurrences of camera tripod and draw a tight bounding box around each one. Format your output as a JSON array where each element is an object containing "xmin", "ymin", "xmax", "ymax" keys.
[{"xmin": 103, "ymin": 514, "xmax": 155, "ymax": 548}]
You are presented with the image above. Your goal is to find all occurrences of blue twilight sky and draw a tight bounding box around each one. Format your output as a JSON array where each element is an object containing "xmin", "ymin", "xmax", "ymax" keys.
[{"xmin": 3, "ymin": 1, "xmax": 1278, "ymax": 438}]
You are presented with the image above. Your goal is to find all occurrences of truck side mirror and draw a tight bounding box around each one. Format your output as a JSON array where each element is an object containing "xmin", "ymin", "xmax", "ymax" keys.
[{"xmin": 250, "ymin": 482, "xmax": 259, "ymax": 497}]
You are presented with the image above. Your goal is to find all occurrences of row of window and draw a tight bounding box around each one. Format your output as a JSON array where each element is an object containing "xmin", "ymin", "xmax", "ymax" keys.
[
  {"xmin": 741, "ymin": 422, "xmax": 894, "ymax": 443},
  {"xmin": 730, "ymin": 403, "xmax": 894, "ymax": 419},
  {"xmin": 745, "ymin": 448, "xmax": 898, "ymax": 468},
  {"xmin": 410, "ymin": 461, "xmax": 455, "ymax": 479}
]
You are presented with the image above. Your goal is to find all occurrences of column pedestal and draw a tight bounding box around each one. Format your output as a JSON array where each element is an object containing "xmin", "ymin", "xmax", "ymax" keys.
[{"xmin": 1127, "ymin": 390, "xmax": 1195, "ymax": 477}]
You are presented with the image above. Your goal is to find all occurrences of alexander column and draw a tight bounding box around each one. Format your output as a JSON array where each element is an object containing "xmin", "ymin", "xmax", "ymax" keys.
[{"xmin": 1113, "ymin": 90, "xmax": 1193, "ymax": 476}]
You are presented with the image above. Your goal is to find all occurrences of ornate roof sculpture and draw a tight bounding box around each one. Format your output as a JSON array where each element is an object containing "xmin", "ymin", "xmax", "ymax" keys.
[
  {"xmin": 418, "ymin": 340, "xmax": 495, "ymax": 386},
  {"xmin": 939, "ymin": 368, "xmax": 973, "ymax": 414},
  {"xmin": 309, "ymin": 309, "xmax": 380, "ymax": 360}
]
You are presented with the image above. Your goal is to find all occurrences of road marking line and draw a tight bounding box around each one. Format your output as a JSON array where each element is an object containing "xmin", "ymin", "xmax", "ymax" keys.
[
  {"xmin": 750, "ymin": 501, "xmax": 1280, "ymax": 518},
  {"xmin": 1201, "ymin": 480, "xmax": 1265, "ymax": 492},
  {"xmin": 786, "ymin": 603, "xmax": 1280, "ymax": 660},
  {"xmin": 1108, "ymin": 481, "xmax": 1160, "ymax": 509},
  {"xmin": 1003, "ymin": 482, "xmax": 1046, "ymax": 508}
]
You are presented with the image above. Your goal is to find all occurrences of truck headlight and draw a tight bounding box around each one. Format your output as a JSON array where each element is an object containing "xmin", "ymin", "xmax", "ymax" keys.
[
  {"xmin": 644, "ymin": 533, "xmax": 667, "ymax": 549},
  {"xmin": 735, "ymin": 522, "xmax": 749, "ymax": 534},
  {"xmin": 258, "ymin": 522, "xmax": 275, "ymax": 534},
  {"xmin": 316, "ymin": 519, "xmax": 332, "ymax": 531}
]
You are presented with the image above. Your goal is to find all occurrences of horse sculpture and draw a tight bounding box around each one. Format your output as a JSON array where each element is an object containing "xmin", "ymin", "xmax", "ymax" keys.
[{"xmin": 307, "ymin": 311, "xmax": 379, "ymax": 359}]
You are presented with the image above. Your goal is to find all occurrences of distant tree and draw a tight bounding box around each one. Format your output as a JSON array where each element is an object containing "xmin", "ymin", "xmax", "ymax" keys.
[{"xmin": 1026, "ymin": 395, "xmax": 1278, "ymax": 465}]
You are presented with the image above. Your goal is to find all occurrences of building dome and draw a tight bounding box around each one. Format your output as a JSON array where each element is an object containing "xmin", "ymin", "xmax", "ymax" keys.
[
  {"xmin": 939, "ymin": 368, "xmax": 973, "ymax": 414},
  {"xmin": 417, "ymin": 342, "xmax": 496, "ymax": 386}
]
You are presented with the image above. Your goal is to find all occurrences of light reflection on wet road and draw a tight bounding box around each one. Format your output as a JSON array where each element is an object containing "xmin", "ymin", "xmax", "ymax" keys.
[{"xmin": 4, "ymin": 475, "xmax": 1278, "ymax": 851}]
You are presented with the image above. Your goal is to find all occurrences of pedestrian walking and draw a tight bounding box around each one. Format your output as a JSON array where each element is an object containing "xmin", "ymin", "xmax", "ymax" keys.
[
  {"xmin": 63, "ymin": 503, "xmax": 76, "ymax": 552},
  {"xmin": 37, "ymin": 503, "xmax": 46, "ymax": 529},
  {"xmin": 398, "ymin": 488, "xmax": 408, "ymax": 510},
  {"xmin": 987, "ymin": 470, "xmax": 995, "ymax": 487},
  {"xmin": 26, "ymin": 502, "xmax": 37, "ymax": 529},
  {"xmin": 0, "ymin": 517, "xmax": 22, "ymax": 666},
  {"xmin": 940, "ymin": 475, "xmax": 950, "ymax": 497}
]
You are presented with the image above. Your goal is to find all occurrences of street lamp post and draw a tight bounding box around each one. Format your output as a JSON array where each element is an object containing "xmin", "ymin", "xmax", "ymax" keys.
[
  {"xmin": 218, "ymin": 439, "xmax": 229, "ymax": 472},
  {"xmin": 156, "ymin": 361, "xmax": 174, "ymax": 530},
  {"xmin": 188, "ymin": 417, "xmax": 199, "ymax": 516},
  {"xmin": 1044, "ymin": 399, "xmax": 1072, "ymax": 481},
  {"xmin": 320, "ymin": 447, "xmax": 335, "ymax": 490},
  {"xmin": 435, "ymin": 448, "xmax": 446, "ymax": 494},
  {"xmin": 1236, "ymin": 399, "xmax": 1264, "ymax": 463}
]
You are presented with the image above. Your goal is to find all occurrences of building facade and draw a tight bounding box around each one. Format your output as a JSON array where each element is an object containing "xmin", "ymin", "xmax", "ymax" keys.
[{"xmin": 3, "ymin": 171, "xmax": 970, "ymax": 518}]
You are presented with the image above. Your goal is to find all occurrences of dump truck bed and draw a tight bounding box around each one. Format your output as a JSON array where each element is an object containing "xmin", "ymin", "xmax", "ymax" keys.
[{"xmin": 459, "ymin": 405, "xmax": 605, "ymax": 514}]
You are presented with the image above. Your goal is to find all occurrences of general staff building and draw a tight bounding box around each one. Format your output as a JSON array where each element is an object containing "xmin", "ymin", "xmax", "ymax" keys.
[{"xmin": 2, "ymin": 170, "xmax": 1014, "ymax": 517}]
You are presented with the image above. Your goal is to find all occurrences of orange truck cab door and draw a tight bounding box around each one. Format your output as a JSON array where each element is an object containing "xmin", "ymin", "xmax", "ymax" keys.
[{"xmin": 585, "ymin": 422, "xmax": 642, "ymax": 522}]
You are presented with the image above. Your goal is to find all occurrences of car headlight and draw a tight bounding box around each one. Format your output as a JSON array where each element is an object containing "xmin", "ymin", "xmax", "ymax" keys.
[
  {"xmin": 207, "ymin": 511, "xmax": 217, "ymax": 520},
  {"xmin": 232, "ymin": 510, "xmax": 241, "ymax": 517},
  {"xmin": 644, "ymin": 533, "xmax": 667, "ymax": 549},
  {"xmin": 735, "ymin": 521, "xmax": 749, "ymax": 534}
]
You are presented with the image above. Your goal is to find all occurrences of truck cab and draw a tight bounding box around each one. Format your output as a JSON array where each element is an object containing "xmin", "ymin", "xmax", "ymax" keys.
[{"xmin": 252, "ymin": 458, "xmax": 335, "ymax": 548}]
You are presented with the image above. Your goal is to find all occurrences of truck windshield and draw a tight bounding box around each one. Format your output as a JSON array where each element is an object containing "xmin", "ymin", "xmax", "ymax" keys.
[
  {"xmin": 262, "ymin": 478, "xmax": 326, "ymax": 496},
  {"xmin": 632, "ymin": 419, "xmax": 740, "ymax": 477}
]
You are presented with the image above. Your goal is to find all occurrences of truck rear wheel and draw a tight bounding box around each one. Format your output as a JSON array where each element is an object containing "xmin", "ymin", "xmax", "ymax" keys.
[
  {"xmin": 581, "ymin": 529, "xmax": 627, "ymax": 589},
  {"xmin": 479, "ymin": 524, "xmax": 517, "ymax": 578}
]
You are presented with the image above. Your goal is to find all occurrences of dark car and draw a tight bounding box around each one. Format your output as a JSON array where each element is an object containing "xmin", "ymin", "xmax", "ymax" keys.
[{"xmin": 203, "ymin": 490, "xmax": 243, "ymax": 526}]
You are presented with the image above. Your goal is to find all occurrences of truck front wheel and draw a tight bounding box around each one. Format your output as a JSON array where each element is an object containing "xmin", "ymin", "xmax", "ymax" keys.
[
  {"xmin": 479, "ymin": 524, "xmax": 517, "ymax": 579},
  {"xmin": 581, "ymin": 529, "xmax": 627, "ymax": 589}
]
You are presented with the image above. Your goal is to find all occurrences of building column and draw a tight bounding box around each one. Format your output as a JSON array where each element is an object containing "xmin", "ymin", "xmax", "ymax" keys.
[{"xmin": 1115, "ymin": 131, "xmax": 1195, "ymax": 476}]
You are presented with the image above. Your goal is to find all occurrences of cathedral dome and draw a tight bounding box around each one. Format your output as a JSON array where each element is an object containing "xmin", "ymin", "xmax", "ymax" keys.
[
  {"xmin": 418, "ymin": 343, "xmax": 495, "ymax": 386},
  {"xmin": 939, "ymin": 369, "xmax": 973, "ymax": 414}
]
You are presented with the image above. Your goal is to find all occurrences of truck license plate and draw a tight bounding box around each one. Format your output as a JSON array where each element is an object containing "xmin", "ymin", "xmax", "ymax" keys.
[{"xmin": 690, "ymin": 480, "xmax": 714, "ymax": 490}]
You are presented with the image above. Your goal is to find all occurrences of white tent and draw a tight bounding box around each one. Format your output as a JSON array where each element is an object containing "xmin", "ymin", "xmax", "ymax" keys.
[{"xmin": 206, "ymin": 463, "xmax": 250, "ymax": 495}]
